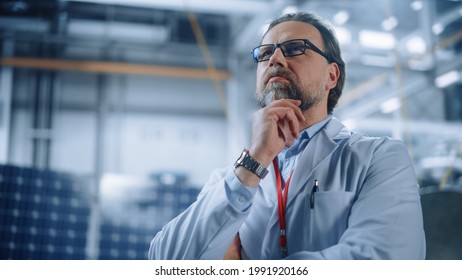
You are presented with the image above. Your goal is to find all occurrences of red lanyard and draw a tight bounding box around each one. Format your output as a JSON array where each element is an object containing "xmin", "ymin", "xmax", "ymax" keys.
[{"xmin": 272, "ymin": 158, "xmax": 293, "ymax": 258}]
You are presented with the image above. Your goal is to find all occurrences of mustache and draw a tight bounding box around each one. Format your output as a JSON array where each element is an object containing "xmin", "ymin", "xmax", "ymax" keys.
[
  {"xmin": 263, "ymin": 67, "xmax": 295, "ymax": 85},
  {"xmin": 258, "ymin": 67, "xmax": 300, "ymax": 109}
]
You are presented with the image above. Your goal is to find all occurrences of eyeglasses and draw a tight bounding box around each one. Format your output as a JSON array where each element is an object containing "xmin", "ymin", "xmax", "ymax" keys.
[{"xmin": 251, "ymin": 39, "xmax": 332, "ymax": 63}]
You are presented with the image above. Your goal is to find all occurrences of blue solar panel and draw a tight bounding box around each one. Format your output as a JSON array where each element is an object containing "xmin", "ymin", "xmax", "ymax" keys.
[
  {"xmin": 98, "ymin": 176, "xmax": 200, "ymax": 260},
  {"xmin": 0, "ymin": 164, "xmax": 90, "ymax": 260},
  {"xmin": 0, "ymin": 164, "xmax": 200, "ymax": 259}
]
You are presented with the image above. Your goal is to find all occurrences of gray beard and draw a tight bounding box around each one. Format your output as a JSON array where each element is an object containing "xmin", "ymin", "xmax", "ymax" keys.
[{"xmin": 256, "ymin": 81, "xmax": 324, "ymax": 112}]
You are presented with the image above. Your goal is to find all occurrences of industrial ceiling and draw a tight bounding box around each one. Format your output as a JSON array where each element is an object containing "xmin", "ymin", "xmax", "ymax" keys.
[{"xmin": 1, "ymin": 0, "xmax": 462, "ymax": 186}]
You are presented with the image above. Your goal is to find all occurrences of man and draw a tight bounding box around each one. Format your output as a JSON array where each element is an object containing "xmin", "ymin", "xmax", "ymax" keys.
[{"xmin": 148, "ymin": 12, "xmax": 426, "ymax": 260}]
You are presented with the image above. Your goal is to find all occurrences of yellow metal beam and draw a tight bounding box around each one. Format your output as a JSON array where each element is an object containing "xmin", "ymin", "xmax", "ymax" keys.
[{"xmin": 0, "ymin": 57, "xmax": 231, "ymax": 80}]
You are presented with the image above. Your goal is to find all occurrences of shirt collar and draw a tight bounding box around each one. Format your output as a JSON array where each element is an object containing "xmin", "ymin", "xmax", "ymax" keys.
[
  {"xmin": 282, "ymin": 115, "xmax": 332, "ymax": 158},
  {"xmin": 303, "ymin": 115, "xmax": 332, "ymax": 139}
]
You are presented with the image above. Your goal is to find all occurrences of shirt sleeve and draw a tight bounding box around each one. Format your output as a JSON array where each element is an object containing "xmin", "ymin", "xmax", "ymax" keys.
[
  {"xmin": 286, "ymin": 139, "xmax": 426, "ymax": 259},
  {"xmin": 148, "ymin": 167, "xmax": 257, "ymax": 260}
]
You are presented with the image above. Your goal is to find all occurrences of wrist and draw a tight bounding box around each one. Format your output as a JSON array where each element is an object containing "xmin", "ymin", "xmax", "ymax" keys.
[
  {"xmin": 234, "ymin": 148, "xmax": 269, "ymax": 179},
  {"xmin": 248, "ymin": 147, "xmax": 276, "ymax": 168},
  {"xmin": 233, "ymin": 167, "xmax": 260, "ymax": 188},
  {"xmin": 233, "ymin": 149, "xmax": 269, "ymax": 188}
]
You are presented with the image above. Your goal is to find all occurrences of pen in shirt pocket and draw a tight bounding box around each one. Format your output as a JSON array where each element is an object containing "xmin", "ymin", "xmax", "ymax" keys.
[{"xmin": 310, "ymin": 179, "xmax": 318, "ymax": 209}]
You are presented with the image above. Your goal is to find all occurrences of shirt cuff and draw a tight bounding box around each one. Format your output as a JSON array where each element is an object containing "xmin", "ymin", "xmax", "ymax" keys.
[{"xmin": 224, "ymin": 168, "xmax": 258, "ymax": 212}]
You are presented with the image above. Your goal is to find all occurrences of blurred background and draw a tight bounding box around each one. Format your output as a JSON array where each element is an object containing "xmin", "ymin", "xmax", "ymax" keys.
[{"xmin": 0, "ymin": 0, "xmax": 461, "ymax": 260}]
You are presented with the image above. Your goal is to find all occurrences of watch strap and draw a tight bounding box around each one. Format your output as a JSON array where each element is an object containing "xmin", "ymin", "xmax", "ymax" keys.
[{"xmin": 234, "ymin": 149, "xmax": 269, "ymax": 179}]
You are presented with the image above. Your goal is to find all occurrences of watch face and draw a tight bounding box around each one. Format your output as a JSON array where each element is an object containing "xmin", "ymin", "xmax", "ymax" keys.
[
  {"xmin": 234, "ymin": 148, "xmax": 268, "ymax": 178},
  {"xmin": 236, "ymin": 149, "xmax": 247, "ymax": 165}
]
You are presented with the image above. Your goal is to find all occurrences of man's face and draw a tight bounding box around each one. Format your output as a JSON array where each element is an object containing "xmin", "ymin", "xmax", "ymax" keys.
[{"xmin": 255, "ymin": 21, "xmax": 331, "ymax": 112}]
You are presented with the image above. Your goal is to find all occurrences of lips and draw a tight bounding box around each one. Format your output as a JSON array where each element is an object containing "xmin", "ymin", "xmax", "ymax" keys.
[
  {"xmin": 265, "ymin": 74, "xmax": 291, "ymax": 86},
  {"xmin": 267, "ymin": 76, "xmax": 289, "ymax": 84},
  {"xmin": 263, "ymin": 68, "xmax": 293, "ymax": 86}
]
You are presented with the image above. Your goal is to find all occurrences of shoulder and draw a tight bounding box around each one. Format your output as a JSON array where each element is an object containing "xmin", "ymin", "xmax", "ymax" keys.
[
  {"xmin": 327, "ymin": 117, "xmax": 408, "ymax": 154},
  {"xmin": 326, "ymin": 119, "xmax": 411, "ymax": 164},
  {"xmin": 350, "ymin": 134, "xmax": 407, "ymax": 153},
  {"xmin": 346, "ymin": 133, "xmax": 414, "ymax": 178},
  {"xmin": 352, "ymin": 135, "xmax": 410, "ymax": 163}
]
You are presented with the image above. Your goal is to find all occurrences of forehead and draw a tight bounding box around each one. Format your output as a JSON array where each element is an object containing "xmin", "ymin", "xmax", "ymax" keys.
[{"xmin": 262, "ymin": 21, "xmax": 324, "ymax": 48}]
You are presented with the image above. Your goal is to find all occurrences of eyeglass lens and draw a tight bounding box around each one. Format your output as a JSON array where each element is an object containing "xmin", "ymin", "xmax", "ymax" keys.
[{"xmin": 253, "ymin": 40, "xmax": 307, "ymax": 62}]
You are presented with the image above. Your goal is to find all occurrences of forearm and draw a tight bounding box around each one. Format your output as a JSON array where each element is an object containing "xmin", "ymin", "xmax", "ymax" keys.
[{"xmin": 148, "ymin": 168, "xmax": 256, "ymax": 260}]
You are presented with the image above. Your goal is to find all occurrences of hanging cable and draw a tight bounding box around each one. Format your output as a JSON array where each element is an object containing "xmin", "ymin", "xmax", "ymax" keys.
[
  {"xmin": 384, "ymin": 0, "xmax": 417, "ymax": 167},
  {"xmin": 439, "ymin": 138, "xmax": 462, "ymax": 190},
  {"xmin": 183, "ymin": 0, "xmax": 229, "ymax": 119}
]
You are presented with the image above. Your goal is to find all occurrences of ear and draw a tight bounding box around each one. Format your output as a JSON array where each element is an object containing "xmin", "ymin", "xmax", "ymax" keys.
[{"xmin": 325, "ymin": 63, "xmax": 340, "ymax": 91}]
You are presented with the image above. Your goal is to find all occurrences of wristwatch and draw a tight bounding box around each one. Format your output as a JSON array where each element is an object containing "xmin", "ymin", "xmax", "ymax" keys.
[{"xmin": 234, "ymin": 148, "xmax": 269, "ymax": 179}]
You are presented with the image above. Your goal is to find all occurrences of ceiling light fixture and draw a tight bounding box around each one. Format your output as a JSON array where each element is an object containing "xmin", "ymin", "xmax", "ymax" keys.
[
  {"xmin": 341, "ymin": 119, "xmax": 357, "ymax": 130},
  {"xmin": 359, "ymin": 30, "xmax": 396, "ymax": 50},
  {"xmin": 333, "ymin": 10, "xmax": 350, "ymax": 26},
  {"xmin": 405, "ymin": 36, "xmax": 427, "ymax": 55},
  {"xmin": 435, "ymin": 70, "xmax": 460, "ymax": 88},
  {"xmin": 381, "ymin": 16, "xmax": 398, "ymax": 31},
  {"xmin": 282, "ymin": 6, "xmax": 298, "ymax": 15},
  {"xmin": 411, "ymin": 1, "xmax": 423, "ymax": 11},
  {"xmin": 334, "ymin": 26, "xmax": 351, "ymax": 45},
  {"xmin": 360, "ymin": 54, "xmax": 394, "ymax": 67},
  {"xmin": 432, "ymin": 23, "xmax": 444, "ymax": 35},
  {"xmin": 380, "ymin": 97, "xmax": 401, "ymax": 114}
]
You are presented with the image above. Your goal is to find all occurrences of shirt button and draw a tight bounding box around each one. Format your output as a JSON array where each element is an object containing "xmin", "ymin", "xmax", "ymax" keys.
[{"xmin": 238, "ymin": 196, "xmax": 246, "ymax": 203}]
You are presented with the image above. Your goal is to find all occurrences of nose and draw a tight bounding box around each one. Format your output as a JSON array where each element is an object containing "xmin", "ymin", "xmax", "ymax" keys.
[{"xmin": 268, "ymin": 47, "xmax": 288, "ymax": 68}]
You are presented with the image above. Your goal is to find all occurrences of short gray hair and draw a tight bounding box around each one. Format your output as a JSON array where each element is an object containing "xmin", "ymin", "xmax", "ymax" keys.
[{"xmin": 264, "ymin": 12, "xmax": 346, "ymax": 114}]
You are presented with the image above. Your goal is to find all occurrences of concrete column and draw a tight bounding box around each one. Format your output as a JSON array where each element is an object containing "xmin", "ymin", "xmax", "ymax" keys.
[
  {"xmin": 0, "ymin": 40, "xmax": 14, "ymax": 163},
  {"xmin": 227, "ymin": 54, "xmax": 255, "ymax": 163}
]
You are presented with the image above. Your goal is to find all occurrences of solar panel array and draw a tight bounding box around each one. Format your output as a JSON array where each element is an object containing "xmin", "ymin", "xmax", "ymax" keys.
[
  {"xmin": 98, "ymin": 181, "xmax": 200, "ymax": 259},
  {"xmin": 0, "ymin": 164, "xmax": 90, "ymax": 259},
  {"xmin": 0, "ymin": 164, "xmax": 200, "ymax": 259}
]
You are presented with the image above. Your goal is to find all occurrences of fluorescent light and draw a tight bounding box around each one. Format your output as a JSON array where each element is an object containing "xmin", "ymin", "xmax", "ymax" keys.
[
  {"xmin": 360, "ymin": 54, "xmax": 394, "ymax": 67},
  {"xmin": 71, "ymin": 0, "xmax": 266, "ymax": 15},
  {"xmin": 333, "ymin": 10, "xmax": 350, "ymax": 26},
  {"xmin": 407, "ymin": 58, "xmax": 433, "ymax": 71},
  {"xmin": 411, "ymin": 1, "xmax": 423, "ymax": 11},
  {"xmin": 334, "ymin": 26, "xmax": 351, "ymax": 45},
  {"xmin": 405, "ymin": 36, "xmax": 426, "ymax": 55},
  {"xmin": 68, "ymin": 20, "xmax": 168, "ymax": 42},
  {"xmin": 342, "ymin": 119, "xmax": 357, "ymax": 130},
  {"xmin": 380, "ymin": 97, "xmax": 401, "ymax": 114},
  {"xmin": 432, "ymin": 23, "xmax": 444, "ymax": 35},
  {"xmin": 435, "ymin": 70, "xmax": 460, "ymax": 88},
  {"xmin": 359, "ymin": 30, "xmax": 396, "ymax": 50},
  {"xmin": 381, "ymin": 16, "xmax": 398, "ymax": 31},
  {"xmin": 282, "ymin": 6, "xmax": 298, "ymax": 15}
]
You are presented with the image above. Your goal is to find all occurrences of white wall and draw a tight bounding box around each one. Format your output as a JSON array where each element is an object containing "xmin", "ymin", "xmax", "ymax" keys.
[
  {"xmin": 108, "ymin": 113, "xmax": 227, "ymax": 185},
  {"xmin": 9, "ymin": 70, "xmax": 230, "ymax": 186}
]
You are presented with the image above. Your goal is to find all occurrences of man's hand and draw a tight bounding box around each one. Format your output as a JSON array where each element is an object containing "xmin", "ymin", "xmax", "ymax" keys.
[
  {"xmin": 234, "ymin": 99, "xmax": 305, "ymax": 188},
  {"xmin": 249, "ymin": 99, "xmax": 305, "ymax": 167},
  {"xmin": 223, "ymin": 234, "xmax": 242, "ymax": 260}
]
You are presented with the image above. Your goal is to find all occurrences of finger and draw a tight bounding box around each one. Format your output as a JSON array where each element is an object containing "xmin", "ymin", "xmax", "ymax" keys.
[
  {"xmin": 270, "ymin": 99, "xmax": 305, "ymax": 122},
  {"xmin": 271, "ymin": 98, "xmax": 300, "ymax": 106},
  {"xmin": 282, "ymin": 108, "xmax": 301, "ymax": 139},
  {"xmin": 277, "ymin": 119, "xmax": 296, "ymax": 147},
  {"xmin": 269, "ymin": 107, "xmax": 301, "ymax": 139}
]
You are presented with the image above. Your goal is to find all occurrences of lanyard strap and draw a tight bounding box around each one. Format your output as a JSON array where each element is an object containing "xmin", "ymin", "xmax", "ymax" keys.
[{"xmin": 272, "ymin": 158, "xmax": 293, "ymax": 258}]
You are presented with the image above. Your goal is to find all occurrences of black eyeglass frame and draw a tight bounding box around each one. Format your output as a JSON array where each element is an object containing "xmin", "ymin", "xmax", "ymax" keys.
[{"xmin": 251, "ymin": 39, "xmax": 336, "ymax": 64}]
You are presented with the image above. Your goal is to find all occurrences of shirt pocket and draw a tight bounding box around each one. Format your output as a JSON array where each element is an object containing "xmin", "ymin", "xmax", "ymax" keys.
[{"xmin": 303, "ymin": 191, "xmax": 356, "ymax": 251}]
